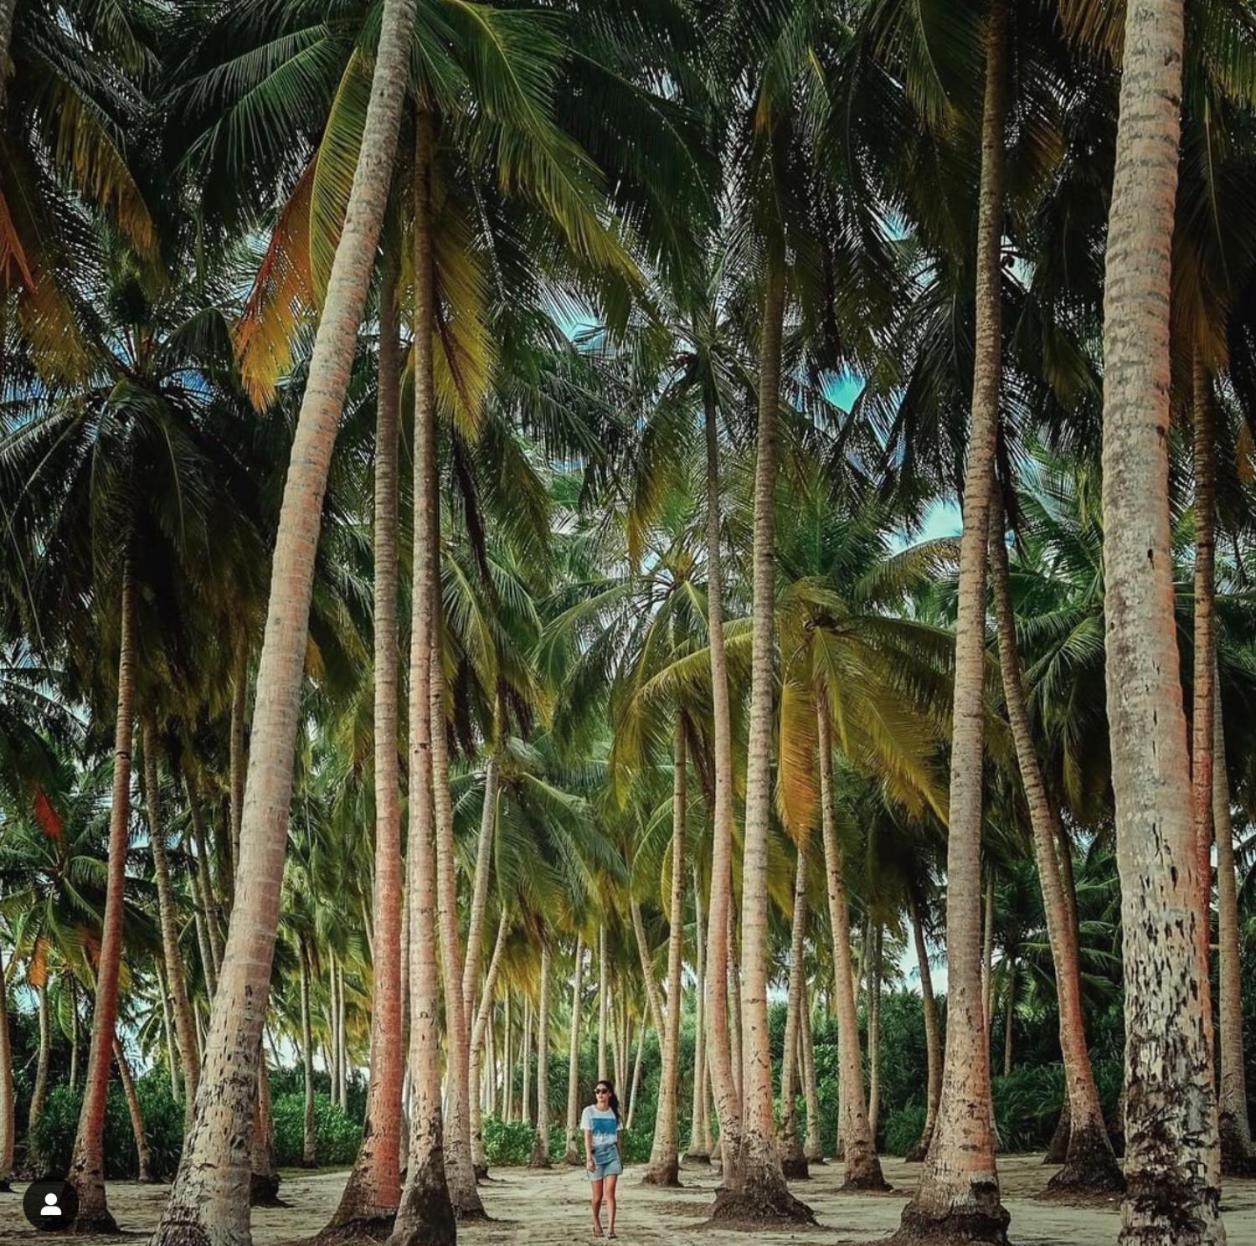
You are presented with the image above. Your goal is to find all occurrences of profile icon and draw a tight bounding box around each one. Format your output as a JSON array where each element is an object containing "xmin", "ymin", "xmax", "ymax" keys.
[{"xmin": 22, "ymin": 1179, "xmax": 78, "ymax": 1231}]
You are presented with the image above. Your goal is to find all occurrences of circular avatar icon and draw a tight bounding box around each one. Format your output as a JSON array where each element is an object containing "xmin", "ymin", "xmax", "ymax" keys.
[{"xmin": 22, "ymin": 1180, "xmax": 78, "ymax": 1231}]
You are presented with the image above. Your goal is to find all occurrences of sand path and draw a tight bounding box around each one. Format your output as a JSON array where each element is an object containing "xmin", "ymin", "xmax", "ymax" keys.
[{"xmin": 6, "ymin": 1154, "xmax": 1256, "ymax": 1245}]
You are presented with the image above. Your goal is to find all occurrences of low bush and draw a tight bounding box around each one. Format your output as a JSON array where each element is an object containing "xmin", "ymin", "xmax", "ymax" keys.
[{"xmin": 272, "ymin": 1092, "xmax": 361, "ymax": 1167}]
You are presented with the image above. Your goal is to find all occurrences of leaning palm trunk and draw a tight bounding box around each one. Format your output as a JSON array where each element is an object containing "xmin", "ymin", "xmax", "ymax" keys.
[
  {"xmin": 778, "ymin": 845, "xmax": 809, "ymax": 1179},
  {"xmin": 324, "ymin": 251, "xmax": 405, "ymax": 1239},
  {"xmin": 68, "ymin": 566, "xmax": 136, "ymax": 1231},
  {"xmin": 30, "ymin": 975, "xmax": 49, "ymax": 1132},
  {"xmin": 817, "ymin": 698, "xmax": 886, "ymax": 1188},
  {"xmin": 0, "ymin": 938, "xmax": 13, "ymax": 1189},
  {"xmin": 186, "ymin": 781, "xmax": 224, "ymax": 976},
  {"xmin": 152, "ymin": 5, "xmax": 415, "ymax": 1240},
  {"xmin": 462, "ymin": 750, "xmax": 500, "ymax": 1026},
  {"xmin": 1215, "ymin": 688, "xmax": 1256, "ymax": 1172},
  {"xmin": 989, "ymin": 514, "xmax": 1121, "ymax": 1191},
  {"xmin": 564, "ymin": 936, "xmax": 586, "ymax": 1164},
  {"xmin": 529, "ymin": 945, "xmax": 553, "ymax": 1168},
  {"xmin": 469, "ymin": 915, "xmax": 508, "ymax": 1177},
  {"xmin": 389, "ymin": 108, "xmax": 457, "ymax": 1246},
  {"xmin": 142, "ymin": 720, "xmax": 201, "ymax": 1119},
  {"xmin": 1100, "ymin": 0, "xmax": 1223, "ymax": 1239},
  {"xmin": 115, "ymin": 1039, "xmax": 156, "ymax": 1183},
  {"xmin": 626, "ymin": 1018, "xmax": 646, "ymax": 1131},
  {"xmin": 905, "ymin": 890, "xmax": 942, "ymax": 1163},
  {"xmin": 685, "ymin": 869, "xmax": 709, "ymax": 1164},
  {"xmin": 702, "ymin": 387, "xmax": 744, "ymax": 1182},
  {"xmin": 894, "ymin": 7, "xmax": 1008, "ymax": 1241},
  {"xmin": 712, "ymin": 255, "xmax": 811, "ymax": 1225},
  {"xmin": 157, "ymin": 964, "xmax": 181, "ymax": 1102},
  {"xmin": 645, "ymin": 728, "xmax": 687, "ymax": 1186}
]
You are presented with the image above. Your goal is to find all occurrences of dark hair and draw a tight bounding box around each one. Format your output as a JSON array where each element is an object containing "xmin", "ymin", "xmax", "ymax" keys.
[{"xmin": 594, "ymin": 1079, "xmax": 621, "ymax": 1122}]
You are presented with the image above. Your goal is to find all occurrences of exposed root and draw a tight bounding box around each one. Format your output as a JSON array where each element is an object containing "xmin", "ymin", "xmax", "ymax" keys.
[
  {"xmin": 885, "ymin": 1199, "xmax": 1011, "ymax": 1245},
  {"xmin": 314, "ymin": 1215, "xmax": 397, "ymax": 1245},
  {"xmin": 250, "ymin": 1171, "xmax": 285, "ymax": 1207},
  {"xmin": 705, "ymin": 1177, "xmax": 816, "ymax": 1230},
  {"xmin": 781, "ymin": 1154, "xmax": 810, "ymax": 1180},
  {"xmin": 147, "ymin": 1222, "xmax": 212, "ymax": 1246},
  {"xmin": 840, "ymin": 1170, "xmax": 891, "ymax": 1194},
  {"xmin": 71, "ymin": 1212, "xmax": 121, "ymax": 1235},
  {"xmin": 642, "ymin": 1162, "xmax": 682, "ymax": 1188},
  {"xmin": 1043, "ymin": 1120, "xmax": 1125, "ymax": 1199}
]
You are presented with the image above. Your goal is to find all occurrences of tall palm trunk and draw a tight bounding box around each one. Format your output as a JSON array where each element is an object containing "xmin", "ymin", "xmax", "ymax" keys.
[
  {"xmin": 29, "ymin": 975, "xmax": 49, "ymax": 1133},
  {"xmin": 0, "ymin": 938, "xmax": 13, "ymax": 1190},
  {"xmin": 1214, "ymin": 688, "xmax": 1256, "ymax": 1172},
  {"xmin": 68, "ymin": 566, "xmax": 135, "ymax": 1231},
  {"xmin": 300, "ymin": 939, "xmax": 317, "ymax": 1168},
  {"xmin": 251, "ymin": 1055, "xmax": 280, "ymax": 1206},
  {"xmin": 714, "ymin": 253, "xmax": 811, "ymax": 1225},
  {"xmin": 564, "ymin": 937, "xmax": 586, "ymax": 1165},
  {"xmin": 702, "ymin": 386, "xmax": 743, "ymax": 1183},
  {"xmin": 627, "ymin": 1016, "xmax": 646, "ymax": 1131},
  {"xmin": 143, "ymin": 720, "xmax": 201, "ymax": 1118},
  {"xmin": 817, "ymin": 697, "xmax": 886, "ymax": 1189},
  {"xmin": 630, "ymin": 900, "xmax": 666, "ymax": 1038},
  {"xmin": 503, "ymin": 994, "xmax": 514, "ymax": 1123},
  {"xmin": 153, "ymin": 7, "xmax": 415, "ymax": 1241},
  {"xmin": 115, "ymin": 1039, "xmax": 156, "ymax": 1183},
  {"xmin": 522, "ymin": 998, "xmax": 532, "ymax": 1126},
  {"xmin": 645, "ymin": 727, "xmax": 687, "ymax": 1186},
  {"xmin": 1101, "ymin": 0, "xmax": 1222, "ymax": 1239},
  {"xmin": 0, "ymin": 0, "xmax": 18, "ymax": 114},
  {"xmin": 186, "ymin": 781, "xmax": 224, "ymax": 976},
  {"xmin": 469, "ymin": 914, "xmax": 508, "ymax": 1177},
  {"xmin": 597, "ymin": 926, "xmax": 609, "ymax": 1080},
  {"xmin": 156, "ymin": 963, "xmax": 180, "ymax": 1102},
  {"xmin": 1002, "ymin": 968, "xmax": 1014, "ymax": 1078},
  {"xmin": 685, "ymin": 869, "xmax": 709, "ymax": 1164},
  {"xmin": 325, "ymin": 266, "xmax": 403, "ymax": 1230},
  {"xmin": 778, "ymin": 845, "xmax": 809, "ymax": 1179},
  {"xmin": 529, "ymin": 945, "xmax": 552, "ymax": 1168},
  {"xmin": 329, "ymin": 290, "xmax": 406, "ymax": 1212},
  {"xmin": 868, "ymin": 924, "xmax": 882, "ymax": 1142},
  {"xmin": 463, "ymin": 750, "xmax": 500, "ymax": 1026},
  {"xmin": 390, "ymin": 107, "xmax": 457, "ymax": 1246},
  {"xmin": 989, "ymin": 513, "xmax": 1121, "ymax": 1189},
  {"xmin": 800, "ymin": 1000, "xmax": 822, "ymax": 1163},
  {"xmin": 896, "ymin": 8, "xmax": 1008, "ymax": 1242},
  {"xmin": 228, "ymin": 638, "xmax": 248, "ymax": 899},
  {"xmin": 68, "ymin": 977, "xmax": 79, "ymax": 1091},
  {"xmin": 906, "ymin": 890, "xmax": 942, "ymax": 1163}
]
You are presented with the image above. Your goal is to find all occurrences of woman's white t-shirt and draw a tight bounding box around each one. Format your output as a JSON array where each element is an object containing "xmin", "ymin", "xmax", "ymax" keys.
[{"xmin": 580, "ymin": 1105, "xmax": 621, "ymax": 1153}]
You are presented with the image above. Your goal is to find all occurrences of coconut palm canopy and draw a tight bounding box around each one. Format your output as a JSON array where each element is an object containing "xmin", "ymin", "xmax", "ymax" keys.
[{"xmin": 3, "ymin": 1, "xmax": 1256, "ymax": 1244}]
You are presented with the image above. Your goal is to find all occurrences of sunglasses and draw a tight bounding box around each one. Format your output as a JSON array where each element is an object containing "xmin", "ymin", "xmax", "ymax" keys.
[{"xmin": 595, "ymin": 1087, "xmax": 612, "ymax": 1095}]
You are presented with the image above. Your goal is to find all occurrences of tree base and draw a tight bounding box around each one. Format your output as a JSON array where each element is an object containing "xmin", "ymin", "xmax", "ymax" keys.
[
  {"xmin": 474, "ymin": 1164, "xmax": 490, "ymax": 1182},
  {"xmin": 841, "ymin": 1169, "xmax": 891, "ymax": 1193},
  {"xmin": 316, "ymin": 1215, "xmax": 398, "ymax": 1245},
  {"xmin": 148, "ymin": 1221, "xmax": 213, "ymax": 1246},
  {"xmin": 887, "ymin": 1198, "xmax": 1011, "ymax": 1245},
  {"xmin": 642, "ymin": 1161, "xmax": 681, "ymax": 1187},
  {"xmin": 781, "ymin": 1154, "xmax": 809, "ymax": 1180},
  {"xmin": 683, "ymin": 1151, "xmax": 711, "ymax": 1166},
  {"xmin": 386, "ymin": 1160, "xmax": 457, "ymax": 1246},
  {"xmin": 1219, "ymin": 1113, "xmax": 1256, "ymax": 1177},
  {"xmin": 1044, "ymin": 1108, "xmax": 1070, "ymax": 1165},
  {"xmin": 71, "ymin": 1212, "xmax": 120, "ymax": 1235},
  {"xmin": 706, "ymin": 1175, "xmax": 816, "ymax": 1229},
  {"xmin": 904, "ymin": 1139, "xmax": 931, "ymax": 1164},
  {"xmin": 1044, "ymin": 1121, "xmax": 1124, "ymax": 1197}
]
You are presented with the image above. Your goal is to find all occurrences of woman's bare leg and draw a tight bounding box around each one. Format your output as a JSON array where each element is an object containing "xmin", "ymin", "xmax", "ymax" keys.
[
  {"xmin": 591, "ymin": 1177, "xmax": 604, "ymax": 1235},
  {"xmin": 605, "ymin": 1174, "xmax": 618, "ymax": 1236}
]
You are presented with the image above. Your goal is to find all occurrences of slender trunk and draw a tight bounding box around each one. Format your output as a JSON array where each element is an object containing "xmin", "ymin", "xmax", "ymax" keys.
[
  {"xmin": 1214, "ymin": 683, "xmax": 1256, "ymax": 1172},
  {"xmin": 143, "ymin": 719, "xmax": 201, "ymax": 1117},
  {"xmin": 727, "ymin": 906, "xmax": 743, "ymax": 1115},
  {"xmin": 989, "ymin": 511, "xmax": 1120, "ymax": 1188},
  {"xmin": 800, "ymin": 999, "xmax": 822, "ymax": 1163},
  {"xmin": 69, "ymin": 977, "xmax": 79, "ymax": 1092},
  {"xmin": 157, "ymin": 963, "xmax": 181, "ymax": 1102},
  {"xmin": 564, "ymin": 937, "xmax": 586, "ymax": 1164},
  {"xmin": 463, "ymin": 752, "xmax": 499, "ymax": 1026},
  {"xmin": 68, "ymin": 566, "xmax": 136, "ymax": 1231},
  {"xmin": 503, "ymin": 994, "xmax": 514, "ymax": 1123},
  {"xmin": 630, "ymin": 900, "xmax": 666, "ymax": 1039},
  {"xmin": 29, "ymin": 976, "xmax": 49, "ymax": 1133},
  {"xmin": 0, "ymin": 0, "xmax": 18, "ymax": 115},
  {"xmin": 645, "ymin": 727, "xmax": 686, "ymax": 1186},
  {"xmin": 300, "ymin": 939, "xmax": 317, "ymax": 1168},
  {"xmin": 906, "ymin": 891, "xmax": 942, "ymax": 1163},
  {"xmin": 0, "ymin": 938, "xmax": 13, "ymax": 1190},
  {"xmin": 1002, "ymin": 966, "xmax": 1014, "ymax": 1079},
  {"xmin": 817, "ymin": 697, "xmax": 886, "ymax": 1189},
  {"xmin": 686, "ymin": 869, "xmax": 709, "ymax": 1163},
  {"xmin": 469, "ymin": 914, "xmax": 508, "ymax": 1177},
  {"xmin": 595, "ymin": 926, "xmax": 608, "ymax": 1081},
  {"xmin": 251, "ymin": 1053, "xmax": 281, "ymax": 1206},
  {"xmin": 778, "ymin": 844, "xmax": 809, "ymax": 1179},
  {"xmin": 228, "ymin": 639, "xmax": 248, "ymax": 899},
  {"xmin": 1101, "ymin": 0, "xmax": 1222, "ymax": 1238},
  {"xmin": 715, "ymin": 254, "xmax": 811, "ymax": 1224},
  {"xmin": 868, "ymin": 924, "xmax": 882, "ymax": 1143},
  {"xmin": 194, "ymin": 893, "xmax": 217, "ymax": 1004},
  {"xmin": 186, "ymin": 782, "xmax": 224, "ymax": 978},
  {"xmin": 896, "ymin": 7, "xmax": 1008, "ymax": 1240},
  {"xmin": 154, "ymin": 6, "xmax": 416, "ymax": 1240},
  {"xmin": 627, "ymin": 1017, "xmax": 646, "ymax": 1132},
  {"xmin": 529, "ymin": 946, "xmax": 552, "ymax": 1168},
  {"xmin": 609, "ymin": 984, "xmax": 621, "ymax": 1092},
  {"xmin": 114, "ymin": 1039, "xmax": 155, "ymax": 1183},
  {"xmin": 390, "ymin": 108, "xmax": 457, "ymax": 1246},
  {"xmin": 982, "ymin": 877, "xmax": 995, "ymax": 1044},
  {"xmin": 702, "ymin": 384, "xmax": 743, "ymax": 1183},
  {"xmin": 522, "ymin": 998, "xmax": 533, "ymax": 1126},
  {"xmin": 338, "ymin": 963, "xmax": 348, "ymax": 1108}
]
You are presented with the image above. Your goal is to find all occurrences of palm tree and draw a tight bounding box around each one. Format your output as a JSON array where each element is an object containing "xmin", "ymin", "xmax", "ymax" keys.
[{"xmin": 1098, "ymin": 0, "xmax": 1222, "ymax": 1240}]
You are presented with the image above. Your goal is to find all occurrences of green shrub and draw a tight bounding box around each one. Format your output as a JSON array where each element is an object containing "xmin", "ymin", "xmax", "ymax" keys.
[
  {"xmin": 883, "ymin": 1103, "xmax": 927, "ymax": 1157},
  {"xmin": 272, "ymin": 1092, "xmax": 361, "ymax": 1167},
  {"xmin": 482, "ymin": 1117, "xmax": 535, "ymax": 1165},
  {"xmin": 992, "ymin": 1064, "xmax": 1064, "ymax": 1153}
]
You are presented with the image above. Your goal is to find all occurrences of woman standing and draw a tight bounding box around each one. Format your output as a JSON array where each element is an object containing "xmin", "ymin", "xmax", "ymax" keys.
[{"xmin": 583, "ymin": 1080, "xmax": 623, "ymax": 1238}]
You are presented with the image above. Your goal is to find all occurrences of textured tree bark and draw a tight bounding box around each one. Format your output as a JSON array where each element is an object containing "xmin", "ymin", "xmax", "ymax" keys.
[
  {"xmin": 143, "ymin": 720, "xmax": 201, "ymax": 1120},
  {"xmin": 630, "ymin": 899, "xmax": 666, "ymax": 1041},
  {"xmin": 702, "ymin": 386, "xmax": 743, "ymax": 1183},
  {"xmin": 990, "ymin": 513, "xmax": 1121, "ymax": 1191},
  {"xmin": 530, "ymin": 945, "xmax": 553, "ymax": 1168},
  {"xmin": 115, "ymin": 1039, "xmax": 156, "ymax": 1183},
  {"xmin": 645, "ymin": 728, "xmax": 687, "ymax": 1186},
  {"xmin": 778, "ymin": 846, "xmax": 809, "ymax": 1180},
  {"xmin": 685, "ymin": 869, "xmax": 710, "ymax": 1164},
  {"xmin": 68, "ymin": 567, "xmax": 136, "ymax": 1231},
  {"xmin": 564, "ymin": 937, "xmax": 586, "ymax": 1165},
  {"xmin": 151, "ymin": 6, "xmax": 416, "ymax": 1240},
  {"xmin": 727, "ymin": 903, "xmax": 743, "ymax": 1116},
  {"xmin": 0, "ymin": 938, "xmax": 13, "ymax": 1190},
  {"xmin": 323, "ymin": 247, "xmax": 404, "ymax": 1238},
  {"xmin": 817, "ymin": 698, "xmax": 886, "ymax": 1188},
  {"xmin": 156, "ymin": 963, "xmax": 180, "ymax": 1102},
  {"xmin": 389, "ymin": 108, "xmax": 457, "ymax": 1246},
  {"xmin": 1215, "ymin": 690, "xmax": 1256, "ymax": 1173},
  {"xmin": 1101, "ymin": 0, "xmax": 1223, "ymax": 1239},
  {"xmin": 800, "ymin": 1001, "xmax": 822, "ymax": 1163},
  {"xmin": 893, "ymin": 6, "xmax": 1008, "ymax": 1241},
  {"xmin": 711, "ymin": 255, "xmax": 811, "ymax": 1226},
  {"xmin": 905, "ymin": 891, "xmax": 942, "ymax": 1163}
]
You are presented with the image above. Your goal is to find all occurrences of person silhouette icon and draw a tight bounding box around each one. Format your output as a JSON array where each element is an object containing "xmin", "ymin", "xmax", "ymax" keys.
[
  {"xmin": 23, "ymin": 1177, "xmax": 79, "ymax": 1229},
  {"xmin": 41, "ymin": 1193, "xmax": 62, "ymax": 1217}
]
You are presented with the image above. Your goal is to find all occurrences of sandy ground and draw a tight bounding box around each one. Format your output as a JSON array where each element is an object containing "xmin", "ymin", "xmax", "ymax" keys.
[{"xmin": 7, "ymin": 1154, "xmax": 1256, "ymax": 1245}]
